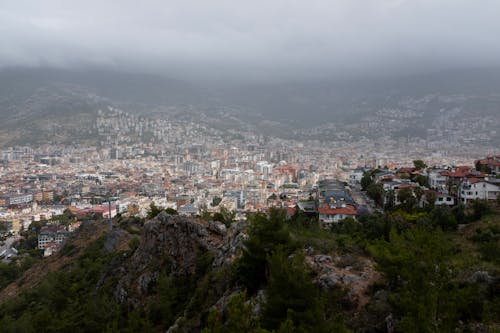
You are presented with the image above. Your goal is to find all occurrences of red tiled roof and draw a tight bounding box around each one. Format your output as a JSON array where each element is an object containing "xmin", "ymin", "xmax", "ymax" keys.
[
  {"xmin": 467, "ymin": 178, "xmax": 483, "ymax": 184},
  {"xmin": 273, "ymin": 165, "xmax": 297, "ymax": 173},
  {"xmin": 286, "ymin": 207, "xmax": 297, "ymax": 216},
  {"xmin": 477, "ymin": 156, "xmax": 500, "ymax": 166},
  {"xmin": 445, "ymin": 170, "xmax": 472, "ymax": 178},
  {"xmin": 318, "ymin": 204, "xmax": 357, "ymax": 215},
  {"xmin": 91, "ymin": 206, "xmax": 107, "ymax": 213}
]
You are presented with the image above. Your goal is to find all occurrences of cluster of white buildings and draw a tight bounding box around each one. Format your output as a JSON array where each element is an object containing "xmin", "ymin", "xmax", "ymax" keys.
[{"xmin": 349, "ymin": 155, "xmax": 500, "ymax": 209}]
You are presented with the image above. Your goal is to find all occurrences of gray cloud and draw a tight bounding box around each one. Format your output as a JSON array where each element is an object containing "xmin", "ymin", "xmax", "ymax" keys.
[{"xmin": 1, "ymin": 0, "xmax": 500, "ymax": 80}]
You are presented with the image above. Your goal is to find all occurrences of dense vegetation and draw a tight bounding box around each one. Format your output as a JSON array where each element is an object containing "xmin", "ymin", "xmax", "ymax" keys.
[
  {"xmin": 0, "ymin": 235, "xmax": 155, "ymax": 332},
  {"xmin": 229, "ymin": 209, "xmax": 348, "ymax": 332},
  {"xmin": 0, "ymin": 198, "xmax": 498, "ymax": 332}
]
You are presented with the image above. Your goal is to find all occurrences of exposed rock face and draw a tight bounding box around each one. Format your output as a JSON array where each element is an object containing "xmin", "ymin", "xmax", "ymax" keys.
[
  {"xmin": 313, "ymin": 254, "xmax": 333, "ymax": 264},
  {"xmin": 213, "ymin": 221, "xmax": 248, "ymax": 267},
  {"xmin": 469, "ymin": 271, "xmax": 493, "ymax": 284},
  {"xmin": 136, "ymin": 213, "xmax": 223, "ymax": 274},
  {"xmin": 113, "ymin": 212, "xmax": 246, "ymax": 307},
  {"xmin": 306, "ymin": 253, "xmax": 380, "ymax": 309}
]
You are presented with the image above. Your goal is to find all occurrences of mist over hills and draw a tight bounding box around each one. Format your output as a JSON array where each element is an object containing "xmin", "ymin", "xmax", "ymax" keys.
[
  {"xmin": 0, "ymin": 68, "xmax": 207, "ymax": 107},
  {"xmin": 0, "ymin": 67, "xmax": 499, "ymax": 147}
]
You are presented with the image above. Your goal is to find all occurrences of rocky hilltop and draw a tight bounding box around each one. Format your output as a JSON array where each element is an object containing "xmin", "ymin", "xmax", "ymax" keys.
[
  {"xmin": 1, "ymin": 206, "xmax": 498, "ymax": 332},
  {"xmin": 0, "ymin": 212, "xmax": 252, "ymax": 331},
  {"xmin": 112, "ymin": 212, "xmax": 247, "ymax": 308}
]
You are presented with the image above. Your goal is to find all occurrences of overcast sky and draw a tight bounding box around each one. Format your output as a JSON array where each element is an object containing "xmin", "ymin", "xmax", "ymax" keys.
[{"xmin": 1, "ymin": 0, "xmax": 500, "ymax": 80}]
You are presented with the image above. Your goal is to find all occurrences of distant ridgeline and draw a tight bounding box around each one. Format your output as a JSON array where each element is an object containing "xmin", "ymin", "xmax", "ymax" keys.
[{"xmin": 0, "ymin": 67, "xmax": 499, "ymax": 147}]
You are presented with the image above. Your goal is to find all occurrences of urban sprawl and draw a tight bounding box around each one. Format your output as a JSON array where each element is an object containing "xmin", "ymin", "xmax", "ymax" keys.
[{"xmin": 0, "ymin": 140, "xmax": 499, "ymax": 259}]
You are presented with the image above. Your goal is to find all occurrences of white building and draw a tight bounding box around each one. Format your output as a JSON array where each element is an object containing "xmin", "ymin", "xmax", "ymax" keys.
[
  {"xmin": 348, "ymin": 169, "xmax": 364, "ymax": 185},
  {"xmin": 459, "ymin": 178, "xmax": 500, "ymax": 204},
  {"xmin": 428, "ymin": 169, "xmax": 449, "ymax": 192},
  {"xmin": 38, "ymin": 225, "xmax": 68, "ymax": 249},
  {"xmin": 318, "ymin": 204, "xmax": 357, "ymax": 227},
  {"xmin": 435, "ymin": 193, "xmax": 455, "ymax": 206}
]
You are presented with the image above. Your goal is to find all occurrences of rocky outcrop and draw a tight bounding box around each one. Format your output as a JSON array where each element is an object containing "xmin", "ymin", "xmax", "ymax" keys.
[
  {"xmin": 113, "ymin": 212, "xmax": 246, "ymax": 307},
  {"xmin": 213, "ymin": 221, "xmax": 247, "ymax": 267},
  {"xmin": 306, "ymin": 253, "xmax": 380, "ymax": 309},
  {"xmin": 469, "ymin": 271, "xmax": 493, "ymax": 284}
]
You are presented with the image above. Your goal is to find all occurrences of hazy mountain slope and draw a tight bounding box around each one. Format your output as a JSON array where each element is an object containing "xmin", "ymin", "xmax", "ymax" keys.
[
  {"xmin": 215, "ymin": 68, "xmax": 500, "ymax": 126},
  {"xmin": 0, "ymin": 82, "xmax": 106, "ymax": 146},
  {"xmin": 0, "ymin": 68, "xmax": 209, "ymax": 106},
  {"xmin": 0, "ymin": 67, "xmax": 499, "ymax": 146}
]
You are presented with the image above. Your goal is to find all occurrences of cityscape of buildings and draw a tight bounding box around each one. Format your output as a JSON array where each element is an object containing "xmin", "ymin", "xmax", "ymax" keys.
[{"xmin": 1, "ymin": 123, "xmax": 499, "ymax": 258}]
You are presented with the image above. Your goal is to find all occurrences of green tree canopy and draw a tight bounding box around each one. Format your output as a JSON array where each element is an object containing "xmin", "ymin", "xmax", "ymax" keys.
[
  {"xmin": 413, "ymin": 174, "xmax": 429, "ymax": 187},
  {"xmin": 360, "ymin": 169, "xmax": 380, "ymax": 190},
  {"xmin": 233, "ymin": 208, "xmax": 296, "ymax": 293},
  {"xmin": 213, "ymin": 206, "xmax": 236, "ymax": 227},
  {"xmin": 366, "ymin": 183, "xmax": 385, "ymax": 207},
  {"xmin": 469, "ymin": 199, "xmax": 491, "ymax": 221},
  {"xmin": 262, "ymin": 248, "xmax": 348, "ymax": 333},
  {"xmin": 424, "ymin": 191, "xmax": 437, "ymax": 211},
  {"xmin": 397, "ymin": 188, "xmax": 417, "ymax": 212},
  {"xmin": 430, "ymin": 206, "xmax": 458, "ymax": 231},
  {"xmin": 147, "ymin": 202, "xmax": 163, "ymax": 219},
  {"xmin": 413, "ymin": 160, "xmax": 427, "ymax": 171},
  {"xmin": 370, "ymin": 227, "xmax": 458, "ymax": 332},
  {"xmin": 384, "ymin": 189, "xmax": 396, "ymax": 211}
]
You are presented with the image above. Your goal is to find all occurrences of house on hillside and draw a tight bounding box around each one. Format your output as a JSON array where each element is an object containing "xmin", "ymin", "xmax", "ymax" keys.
[
  {"xmin": 323, "ymin": 191, "xmax": 355, "ymax": 206},
  {"xmin": 318, "ymin": 204, "xmax": 357, "ymax": 227},
  {"xmin": 38, "ymin": 225, "xmax": 68, "ymax": 250},
  {"xmin": 373, "ymin": 171, "xmax": 395, "ymax": 183},
  {"xmin": 348, "ymin": 169, "xmax": 365, "ymax": 185},
  {"xmin": 382, "ymin": 179, "xmax": 413, "ymax": 191},
  {"xmin": 459, "ymin": 178, "xmax": 500, "ymax": 204},
  {"xmin": 419, "ymin": 190, "xmax": 455, "ymax": 207},
  {"xmin": 428, "ymin": 169, "xmax": 450, "ymax": 193},
  {"xmin": 296, "ymin": 200, "xmax": 317, "ymax": 214},
  {"xmin": 434, "ymin": 192, "xmax": 455, "ymax": 206},
  {"xmin": 477, "ymin": 156, "xmax": 500, "ymax": 175},
  {"xmin": 438, "ymin": 166, "xmax": 474, "ymax": 196},
  {"xmin": 69, "ymin": 205, "xmax": 117, "ymax": 219}
]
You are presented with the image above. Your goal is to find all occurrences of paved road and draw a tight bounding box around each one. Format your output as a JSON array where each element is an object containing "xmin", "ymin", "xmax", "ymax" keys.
[
  {"xmin": 0, "ymin": 235, "xmax": 20, "ymax": 262},
  {"xmin": 349, "ymin": 184, "xmax": 381, "ymax": 213}
]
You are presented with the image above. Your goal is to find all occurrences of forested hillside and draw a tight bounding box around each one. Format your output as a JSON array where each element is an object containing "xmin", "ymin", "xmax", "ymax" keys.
[{"xmin": 0, "ymin": 200, "xmax": 499, "ymax": 332}]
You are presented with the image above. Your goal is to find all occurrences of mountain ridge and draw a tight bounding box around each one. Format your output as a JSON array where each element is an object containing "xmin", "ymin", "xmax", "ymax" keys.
[{"xmin": 0, "ymin": 67, "xmax": 499, "ymax": 147}]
